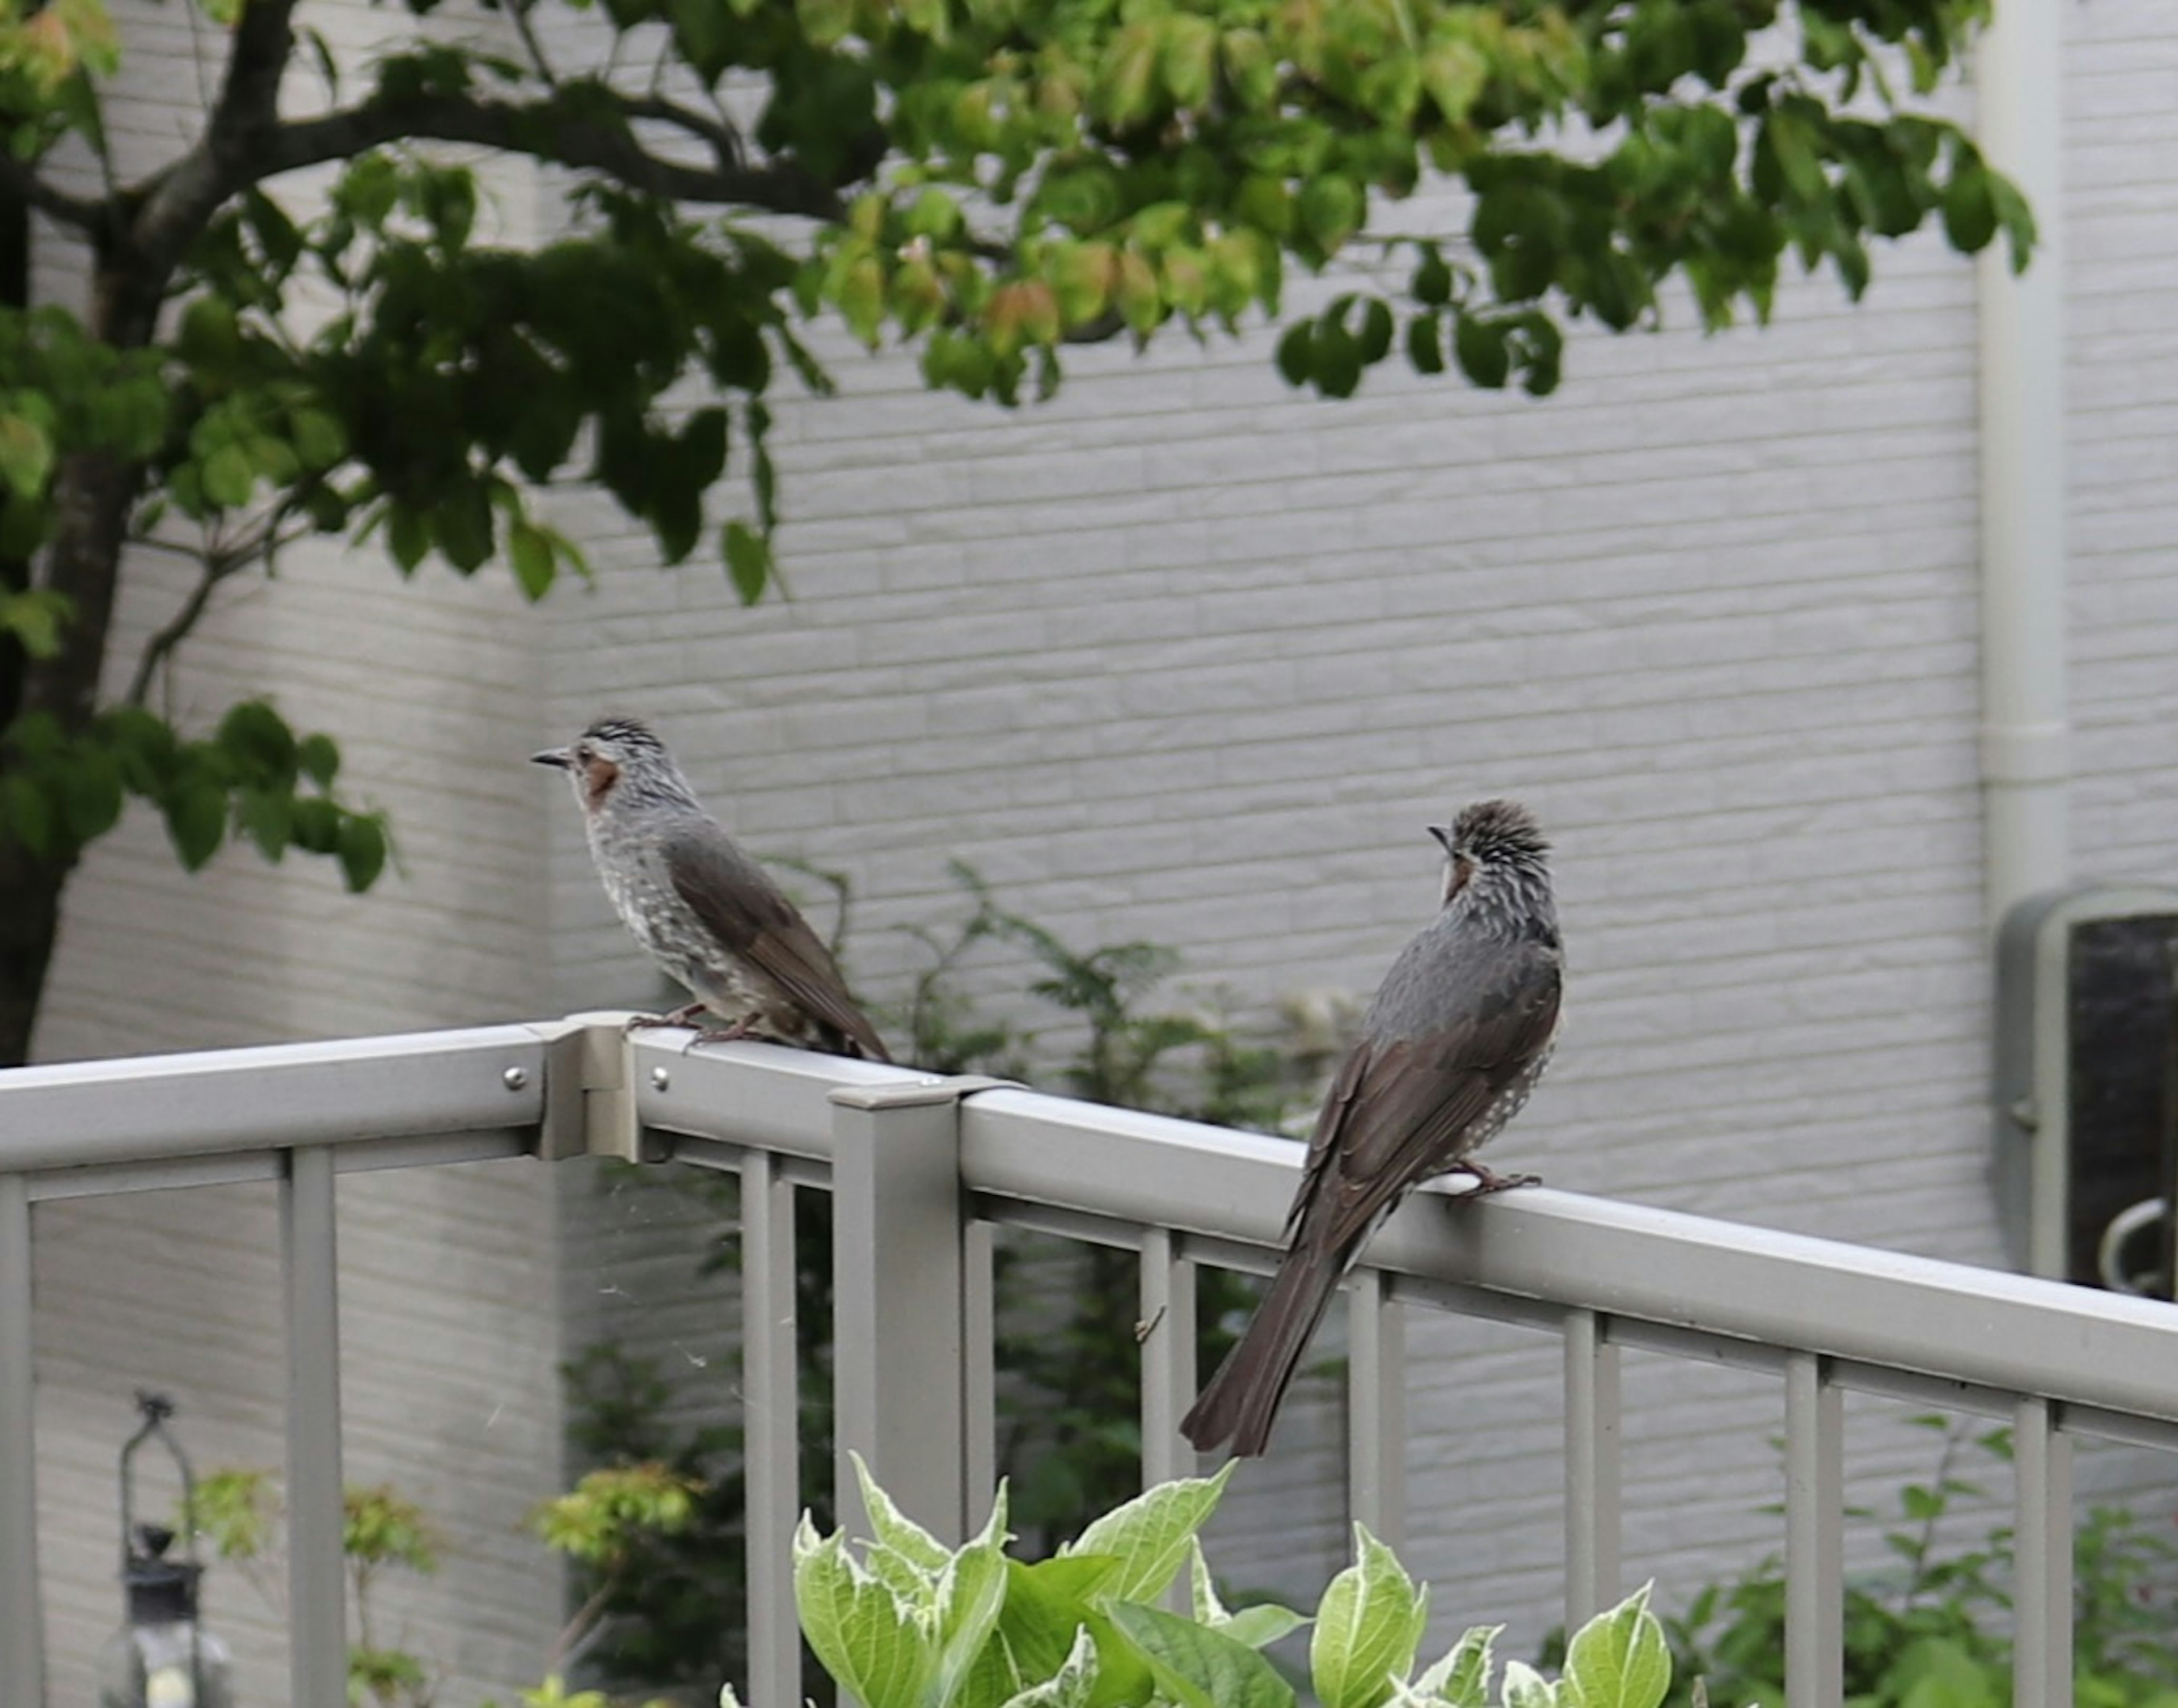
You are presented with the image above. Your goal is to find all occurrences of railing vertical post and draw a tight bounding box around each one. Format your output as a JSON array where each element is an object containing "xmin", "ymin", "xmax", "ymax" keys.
[
  {"xmin": 1348, "ymin": 1269, "xmax": 1407, "ymax": 1550},
  {"xmin": 740, "ymin": 1149, "xmax": 800, "ymax": 1708},
  {"xmin": 1784, "ymin": 1352, "xmax": 1844, "ymax": 1708},
  {"xmin": 1139, "ymin": 1228, "xmax": 1197, "ymax": 1490},
  {"xmin": 2014, "ymin": 1395, "xmax": 2074, "ymax": 1708},
  {"xmin": 1563, "ymin": 1308, "xmax": 1622, "ymax": 1629},
  {"xmin": 283, "ymin": 1145, "xmax": 348, "ymax": 1708},
  {"xmin": 830, "ymin": 1081, "xmax": 972, "ymax": 1544},
  {"xmin": 964, "ymin": 1221, "xmax": 998, "ymax": 1533},
  {"xmin": 0, "ymin": 1173, "xmax": 43, "ymax": 1705}
]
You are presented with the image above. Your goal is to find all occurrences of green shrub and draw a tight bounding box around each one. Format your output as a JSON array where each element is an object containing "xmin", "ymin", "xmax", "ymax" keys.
[
  {"xmin": 1663, "ymin": 1416, "xmax": 2178, "ymax": 1708},
  {"xmin": 759, "ymin": 1456, "xmax": 1678, "ymax": 1708}
]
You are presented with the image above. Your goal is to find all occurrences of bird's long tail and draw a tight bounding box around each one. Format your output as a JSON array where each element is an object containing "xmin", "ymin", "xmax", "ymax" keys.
[{"xmin": 1180, "ymin": 1237, "xmax": 1347, "ymax": 1457}]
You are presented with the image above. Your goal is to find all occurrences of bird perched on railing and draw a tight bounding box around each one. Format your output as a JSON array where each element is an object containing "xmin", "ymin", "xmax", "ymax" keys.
[
  {"xmin": 1181, "ymin": 799, "xmax": 1561, "ymax": 1456},
  {"xmin": 533, "ymin": 717, "xmax": 891, "ymax": 1061}
]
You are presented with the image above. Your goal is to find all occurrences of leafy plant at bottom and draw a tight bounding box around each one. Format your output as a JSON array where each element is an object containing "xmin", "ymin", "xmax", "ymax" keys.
[
  {"xmin": 1661, "ymin": 1414, "xmax": 2178, "ymax": 1708},
  {"xmin": 757, "ymin": 1456, "xmax": 1679, "ymax": 1708}
]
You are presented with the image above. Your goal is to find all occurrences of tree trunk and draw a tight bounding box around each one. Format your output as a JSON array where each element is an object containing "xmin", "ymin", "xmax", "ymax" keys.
[
  {"xmin": 0, "ymin": 848, "xmax": 70, "ymax": 1066},
  {"xmin": 0, "ymin": 265, "xmax": 161, "ymax": 1066}
]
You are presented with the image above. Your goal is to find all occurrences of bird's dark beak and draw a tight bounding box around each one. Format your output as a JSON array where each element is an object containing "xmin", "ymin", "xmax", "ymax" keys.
[
  {"xmin": 531, "ymin": 748, "xmax": 572, "ymax": 770},
  {"xmin": 1427, "ymin": 824, "xmax": 1455, "ymax": 855}
]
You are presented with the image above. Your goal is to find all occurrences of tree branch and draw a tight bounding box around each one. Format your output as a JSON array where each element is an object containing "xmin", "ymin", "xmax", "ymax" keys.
[
  {"xmin": 125, "ymin": 0, "xmax": 301, "ymax": 288},
  {"xmin": 246, "ymin": 86, "xmax": 838, "ymax": 218},
  {"xmin": 0, "ymin": 156, "xmax": 105, "ymax": 237},
  {"xmin": 124, "ymin": 517, "xmax": 310, "ymax": 706}
]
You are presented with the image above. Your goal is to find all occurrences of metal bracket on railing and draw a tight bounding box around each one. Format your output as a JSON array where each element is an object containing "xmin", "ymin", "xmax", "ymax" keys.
[
  {"xmin": 826, "ymin": 1073, "xmax": 1021, "ymax": 1114},
  {"xmin": 523, "ymin": 1014, "xmax": 657, "ymax": 1164}
]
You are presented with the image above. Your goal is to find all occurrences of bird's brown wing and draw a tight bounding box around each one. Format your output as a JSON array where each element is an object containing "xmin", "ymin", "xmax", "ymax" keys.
[
  {"xmin": 1291, "ymin": 944, "xmax": 1560, "ymax": 1254},
  {"xmin": 661, "ymin": 826, "xmax": 892, "ymax": 1061}
]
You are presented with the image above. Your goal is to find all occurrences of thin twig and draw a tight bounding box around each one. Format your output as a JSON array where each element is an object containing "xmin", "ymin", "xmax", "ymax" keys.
[
  {"xmin": 124, "ymin": 516, "xmax": 314, "ymax": 705},
  {"xmin": 506, "ymin": 0, "xmax": 559, "ymax": 88}
]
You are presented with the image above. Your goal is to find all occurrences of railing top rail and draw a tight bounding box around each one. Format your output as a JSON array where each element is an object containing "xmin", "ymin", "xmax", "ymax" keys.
[
  {"xmin": 7, "ymin": 1019, "xmax": 2178, "ymax": 1433},
  {"xmin": 0, "ymin": 1022, "xmax": 557, "ymax": 1170},
  {"xmin": 956, "ymin": 1086, "xmax": 2178, "ymax": 1430}
]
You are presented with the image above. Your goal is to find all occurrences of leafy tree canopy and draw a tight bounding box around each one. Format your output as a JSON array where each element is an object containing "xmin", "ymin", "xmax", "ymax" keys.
[{"xmin": 0, "ymin": 0, "xmax": 2028, "ymax": 1061}]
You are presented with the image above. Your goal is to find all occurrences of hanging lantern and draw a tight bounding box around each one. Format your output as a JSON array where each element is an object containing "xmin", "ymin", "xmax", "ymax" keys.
[{"xmin": 97, "ymin": 1392, "xmax": 235, "ymax": 1708}]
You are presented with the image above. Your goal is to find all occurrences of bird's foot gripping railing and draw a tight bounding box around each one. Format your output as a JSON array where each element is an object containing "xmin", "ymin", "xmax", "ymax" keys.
[{"xmin": 7, "ymin": 1017, "xmax": 2178, "ymax": 1708}]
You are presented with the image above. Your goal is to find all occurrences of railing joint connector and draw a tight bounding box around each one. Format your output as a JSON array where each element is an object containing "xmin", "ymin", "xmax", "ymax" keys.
[{"xmin": 524, "ymin": 1013, "xmax": 665, "ymax": 1164}]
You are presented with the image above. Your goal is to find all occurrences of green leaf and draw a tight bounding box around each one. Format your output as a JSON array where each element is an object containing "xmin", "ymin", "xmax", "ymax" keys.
[
  {"xmin": 1500, "ymin": 1660, "xmax": 1557, "ymax": 1708},
  {"xmin": 1413, "ymin": 246, "xmax": 1453, "ymax": 307},
  {"xmin": 1356, "ymin": 300, "xmax": 1394, "ymax": 365},
  {"xmin": 0, "ymin": 589, "xmax": 70, "ymax": 658},
  {"xmin": 1406, "ymin": 313, "xmax": 1445, "ymax": 376},
  {"xmin": 932, "ymin": 1492, "xmax": 1014, "ymax": 1708},
  {"xmin": 793, "ymin": 1517, "xmax": 940, "ymax": 1708},
  {"xmin": 998, "ymin": 1625, "xmax": 1100, "ymax": 1708},
  {"xmin": 290, "ymin": 795, "xmax": 341, "ymax": 854},
  {"xmin": 336, "ymin": 813, "xmax": 388, "ymax": 892},
  {"xmin": 236, "ymin": 787, "xmax": 293, "ymax": 860},
  {"xmin": 508, "ymin": 520, "xmax": 555, "ymax": 601},
  {"xmin": 218, "ymin": 700, "xmax": 297, "ymax": 782},
  {"xmin": 1161, "ymin": 15, "xmax": 1217, "ymax": 108},
  {"xmin": 723, "ymin": 520, "xmax": 772, "ymax": 606},
  {"xmin": 163, "ymin": 782, "xmax": 226, "ymax": 870},
  {"xmin": 1299, "ymin": 176, "xmax": 1365, "ymax": 254},
  {"xmin": 1275, "ymin": 320, "xmax": 1314, "ymax": 388},
  {"xmin": 0, "ymin": 413, "xmax": 54, "ymax": 499},
  {"xmin": 1063, "ymin": 1464, "xmax": 1232, "ymax": 1605},
  {"xmin": 1941, "ymin": 154, "xmax": 1997, "ymax": 254},
  {"xmin": 290, "ymin": 407, "xmax": 348, "ymax": 471},
  {"xmin": 433, "ymin": 485, "xmax": 495, "ymax": 573},
  {"xmin": 1102, "ymin": 1602, "xmax": 1294, "ymax": 1708},
  {"xmin": 58, "ymin": 746, "xmax": 124, "ymax": 845},
  {"xmin": 997, "ymin": 1554, "xmax": 1122, "ymax": 1681},
  {"xmin": 1559, "ymin": 1584, "xmax": 1669, "ymax": 1708},
  {"xmin": 297, "ymin": 733, "xmax": 340, "ymax": 787},
  {"xmin": 1311, "ymin": 1525, "xmax": 1429, "ymax": 1708},
  {"xmin": 1223, "ymin": 1603, "xmax": 1310, "ymax": 1651},
  {"xmin": 851, "ymin": 1453, "xmax": 953, "ymax": 1576},
  {"xmin": 201, "ymin": 444, "xmax": 255, "ymax": 509},
  {"xmin": 1413, "ymin": 1624, "xmax": 1500, "ymax": 1708},
  {"xmin": 0, "ymin": 774, "xmax": 53, "ymax": 856},
  {"xmin": 1453, "ymin": 314, "xmax": 1510, "ymax": 389}
]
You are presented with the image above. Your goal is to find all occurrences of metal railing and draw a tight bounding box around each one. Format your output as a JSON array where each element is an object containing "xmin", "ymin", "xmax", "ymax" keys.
[{"xmin": 6, "ymin": 1015, "xmax": 2178, "ymax": 1708}]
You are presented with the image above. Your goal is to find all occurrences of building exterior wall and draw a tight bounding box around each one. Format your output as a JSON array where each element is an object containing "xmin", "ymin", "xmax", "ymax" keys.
[{"xmin": 18, "ymin": 0, "xmax": 2178, "ymax": 1694}]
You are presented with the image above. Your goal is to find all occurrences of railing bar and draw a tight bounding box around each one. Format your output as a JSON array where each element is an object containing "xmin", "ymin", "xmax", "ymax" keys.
[
  {"xmin": 741, "ymin": 1150, "xmax": 800, "ymax": 1708},
  {"xmin": 974, "ymin": 1197, "xmax": 1146, "ymax": 1253},
  {"xmin": 2014, "ymin": 1395, "xmax": 2074, "ymax": 1708},
  {"xmin": 2055, "ymin": 1401, "xmax": 2178, "ymax": 1453},
  {"xmin": 964, "ymin": 1221, "xmax": 998, "ymax": 1529},
  {"xmin": 283, "ymin": 1145, "xmax": 348, "ymax": 1708},
  {"xmin": 24, "ymin": 1132, "xmax": 533, "ymax": 1202},
  {"xmin": 668, "ymin": 1135, "xmax": 831, "ymax": 1190},
  {"xmin": 1347, "ymin": 1268, "xmax": 1407, "ymax": 1550},
  {"xmin": 1784, "ymin": 1352, "xmax": 1843, "ymax": 1708},
  {"xmin": 0, "ymin": 1174, "xmax": 43, "ymax": 1702},
  {"xmin": 1139, "ymin": 1229, "xmax": 1197, "ymax": 1491},
  {"xmin": 1563, "ymin": 1309, "xmax": 1622, "ymax": 1629}
]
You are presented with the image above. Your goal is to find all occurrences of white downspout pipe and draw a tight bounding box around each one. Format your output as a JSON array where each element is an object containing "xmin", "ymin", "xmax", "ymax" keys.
[{"xmin": 1975, "ymin": 0, "xmax": 2071, "ymax": 930}]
